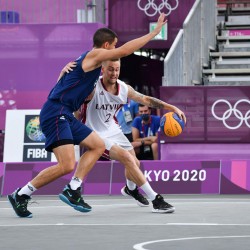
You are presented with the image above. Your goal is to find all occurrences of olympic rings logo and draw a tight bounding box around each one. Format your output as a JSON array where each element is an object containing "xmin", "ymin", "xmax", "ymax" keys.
[
  {"xmin": 211, "ymin": 99, "xmax": 250, "ymax": 130},
  {"xmin": 137, "ymin": 0, "xmax": 179, "ymax": 17}
]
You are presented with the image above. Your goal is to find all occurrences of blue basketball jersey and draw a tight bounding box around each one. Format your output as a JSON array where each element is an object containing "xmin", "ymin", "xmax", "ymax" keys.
[
  {"xmin": 40, "ymin": 51, "xmax": 101, "ymax": 151},
  {"xmin": 48, "ymin": 51, "xmax": 101, "ymax": 112}
]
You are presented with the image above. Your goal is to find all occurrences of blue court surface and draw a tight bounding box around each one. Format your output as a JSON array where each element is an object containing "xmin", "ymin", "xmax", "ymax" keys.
[{"xmin": 1, "ymin": 194, "xmax": 250, "ymax": 250}]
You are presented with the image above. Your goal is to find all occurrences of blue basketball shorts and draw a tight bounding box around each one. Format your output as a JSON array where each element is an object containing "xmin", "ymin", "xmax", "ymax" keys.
[{"xmin": 40, "ymin": 101, "xmax": 92, "ymax": 152}]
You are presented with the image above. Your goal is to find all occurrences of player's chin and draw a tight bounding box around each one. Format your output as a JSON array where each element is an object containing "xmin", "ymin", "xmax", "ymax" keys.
[{"xmin": 110, "ymin": 78, "xmax": 117, "ymax": 83}]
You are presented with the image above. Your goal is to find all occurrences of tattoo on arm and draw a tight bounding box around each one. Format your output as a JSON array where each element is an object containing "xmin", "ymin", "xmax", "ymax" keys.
[
  {"xmin": 136, "ymin": 92, "xmax": 144, "ymax": 100},
  {"xmin": 148, "ymin": 97, "xmax": 164, "ymax": 109},
  {"xmin": 128, "ymin": 86, "xmax": 144, "ymax": 102},
  {"xmin": 128, "ymin": 86, "xmax": 164, "ymax": 109}
]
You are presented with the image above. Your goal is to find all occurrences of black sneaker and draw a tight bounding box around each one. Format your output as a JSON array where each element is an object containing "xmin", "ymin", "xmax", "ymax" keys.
[
  {"xmin": 7, "ymin": 188, "xmax": 32, "ymax": 218},
  {"xmin": 152, "ymin": 194, "xmax": 175, "ymax": 213},
  {"xmin": 121, "ymin": 185, "xmax": 149, "ymax": 207},
  {"xmin": 59, "ymin": 184, "xmax": 92, "ymax": 213}
]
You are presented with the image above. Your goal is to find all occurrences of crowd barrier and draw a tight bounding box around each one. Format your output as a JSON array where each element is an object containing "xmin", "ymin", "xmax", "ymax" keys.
[{"xmin": 1, "ymin": 160, "xmax": 250, "ymax": 196}]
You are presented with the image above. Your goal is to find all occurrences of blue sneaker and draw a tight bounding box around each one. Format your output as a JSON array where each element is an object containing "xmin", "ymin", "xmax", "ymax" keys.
[
  {"xmin": 7, "ymin": 188, "xmax": 33, "ymax": 218},
  {"xmin": 59, "ymin": 184, "xmax": 92, "ymax": 213}
]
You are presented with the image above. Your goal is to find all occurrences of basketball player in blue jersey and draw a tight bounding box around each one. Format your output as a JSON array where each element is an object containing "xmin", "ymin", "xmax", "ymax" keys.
[
  {"xmin": 64, "ymin": 58, "xmax": 186, "ymax": 213},
  {"xmin": 7, "ymin": 13, "xmax": 168, "ymax": 218}
]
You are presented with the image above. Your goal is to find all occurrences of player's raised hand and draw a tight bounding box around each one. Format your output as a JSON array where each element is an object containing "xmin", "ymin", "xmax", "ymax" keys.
[{"xmin": 152, "ymin": 13, "xmax": 167, "ymax": 35}]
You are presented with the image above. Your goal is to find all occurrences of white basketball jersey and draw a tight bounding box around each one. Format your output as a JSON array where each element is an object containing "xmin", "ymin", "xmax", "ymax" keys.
[{"xmin": 85, "ymin": 77, "xmax": 128, "ymax": 137}]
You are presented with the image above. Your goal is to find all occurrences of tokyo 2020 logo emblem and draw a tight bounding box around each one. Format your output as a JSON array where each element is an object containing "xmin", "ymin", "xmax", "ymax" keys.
[
  {"xmin": 137, "ymin": 0, "xmax": 179, "ymax": 17},
  {"xmin": 211, "ymin": 99, "xmax": 250, "ymax": 130}
]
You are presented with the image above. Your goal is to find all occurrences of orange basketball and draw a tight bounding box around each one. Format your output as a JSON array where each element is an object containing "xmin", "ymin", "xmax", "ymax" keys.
[{"xmin": 160, "ymin": 112, "xmax": 185, "ymax": 137}]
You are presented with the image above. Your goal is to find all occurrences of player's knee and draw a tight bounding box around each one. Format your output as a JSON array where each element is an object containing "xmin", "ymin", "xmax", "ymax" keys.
[
  {"xmin": 65, "ymin": 163, "xmax": 75, "ymax": 174},
  {"xmin": 60, "ymin": 160, "xmax": 76, "ymax": 175},
  {"xmin": 87, "ymin": 137, "xmax": 105, "ymax": 157},
  {"xmin": 120, "ymin": 151, "xmax": 135, "ymax": 166},
  {"xmin": 97, "ymin": 140, "xmax": 105, "ymax": 155},
  {"xmin": 131, "ymin": 153, "xmax": 140, "ymax": 167},
  {"xmin": 135, "ymin": 157, "xmax": 140, "ymax": 168}
]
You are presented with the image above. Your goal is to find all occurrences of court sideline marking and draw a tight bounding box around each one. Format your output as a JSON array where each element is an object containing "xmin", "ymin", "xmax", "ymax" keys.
[
  {"xmin": 133, "ymin": 235, "xmax": 250, "ymax": 250},
  {"xmin": 0, "ymin": 223, "xmax": 250, "ymax": 227}
]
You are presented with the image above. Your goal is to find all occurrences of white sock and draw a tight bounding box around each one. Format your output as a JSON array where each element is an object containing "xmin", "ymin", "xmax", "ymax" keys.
[
  {"xmin": 126, "ymin": 179, "xmax": 136, "ymax": 191},
  {"xmin": 140, "ymin": 182, "xmax": 157, "ymax": 201},
  {"xmin": 69, "ymin": 177, "xmax": 82, "ymax": 190},
  {"xmin": 18, "ymin": 182, "xmax": 37, "ymax": 197}
]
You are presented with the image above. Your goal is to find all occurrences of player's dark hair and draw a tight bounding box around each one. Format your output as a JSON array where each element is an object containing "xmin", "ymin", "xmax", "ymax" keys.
[{"xmin": 93, "ymin": 28, "xmax": 118, "ymax": 48}]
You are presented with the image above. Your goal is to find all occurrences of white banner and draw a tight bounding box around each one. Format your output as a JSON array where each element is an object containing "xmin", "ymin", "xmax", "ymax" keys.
[{"xmin": 3, "ymin": 110, "xmax": 79, "ymax": 162}]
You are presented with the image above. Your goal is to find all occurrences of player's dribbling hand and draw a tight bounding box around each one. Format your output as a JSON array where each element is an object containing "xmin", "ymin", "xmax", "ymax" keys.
[{"xmin": 173, "ymin": 107, "xmax": 186, "ymax": 124}]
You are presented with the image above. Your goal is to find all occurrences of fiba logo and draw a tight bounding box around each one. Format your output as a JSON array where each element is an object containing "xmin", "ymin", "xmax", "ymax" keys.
[
  {"xmin": 137, "ymin": 0, "xmax": 179, "ymax": 17},
  {"xmin": 25, "ymin": 116, "xmax": 46, "ymax": 142},
  {"xmin": 23, "ymin": 114, "xmax": 50, "ymax": 161},
  {"xmin": 211, "ymin": 99, "xmax": 250, "ymax": 130}
]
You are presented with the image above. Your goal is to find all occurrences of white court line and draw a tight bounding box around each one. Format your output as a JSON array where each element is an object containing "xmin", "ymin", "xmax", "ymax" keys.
[
  {"xmin": 133, "ymin": 235, "xmax": 250, "ymax": 250},
  {"xmin": 0, "ymin": 223, "xmax": 250, "ymax": 227},
  {"xmin": 1, "ymin": 202, "xmax": 250, "ymax": 211},
  {"xmin": 0, "ymin": 203, "xmax": 136, "ymax": 210},
  {"xmin": 168, "ymin": 223, "xmax": 250, "ymax": 226},
  {"xmin": 0, "ymin": 199, "xmax": 128, "ymax": 203},
  {"xmin": 1, "ymin": 200, "xmax": 250, "ymax": 204},
  {"xmin": 1, "ymin": 197, "xmax": 250, "ymax": 203}
]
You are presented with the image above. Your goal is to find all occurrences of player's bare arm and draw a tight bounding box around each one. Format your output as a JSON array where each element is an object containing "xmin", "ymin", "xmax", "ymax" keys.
[
  {"xmin": 82, "ymin": 13, "xmax": 167, "ymax": 72},
  {"xmin": 127, "ymin": 85, "xmax": 168, "ymax": 109},
  {"xmin": 127, "ymin": 85, "xmax": 186, "ymax": 123}
]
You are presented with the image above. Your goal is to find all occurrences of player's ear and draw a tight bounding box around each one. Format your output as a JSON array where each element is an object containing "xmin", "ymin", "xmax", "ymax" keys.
[
  {"xmin": 101, "ymin": 61, "xmax": 107, "ymax": 73},
  {"xmin": 103, "ymin": 41, "xmax": 110, "ymax": 49}
]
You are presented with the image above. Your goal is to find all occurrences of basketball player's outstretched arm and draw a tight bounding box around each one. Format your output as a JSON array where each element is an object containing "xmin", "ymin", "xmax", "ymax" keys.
[
  {"xmin": 127, "ymin": 85, "xmax": 186, "ymax": 123},
  {"xmin": 83, "ymin": 13, "xmax": 168, "ymax": 72},
  {"xmin": 56, "ymin": 14, "xmax": 167, "ymax": 77}
]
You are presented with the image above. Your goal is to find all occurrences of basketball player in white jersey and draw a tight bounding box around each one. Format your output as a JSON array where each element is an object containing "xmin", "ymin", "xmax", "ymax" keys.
[{"xmin": 64, "ymin": 59, "xmax": 186, "ymax": 213}]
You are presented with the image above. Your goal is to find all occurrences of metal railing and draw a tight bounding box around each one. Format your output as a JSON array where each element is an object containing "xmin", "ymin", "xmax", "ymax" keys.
[
  {"xmin": 0, "ymin": 0, "xmax": 106, "ymax": 24},
  {"xmin": 162, "ymin": 29, "xmax": 184, "ymax": 86},
  {"xmin": 163, "ymin": 0, "xmax": 217, "ymax": 86}
]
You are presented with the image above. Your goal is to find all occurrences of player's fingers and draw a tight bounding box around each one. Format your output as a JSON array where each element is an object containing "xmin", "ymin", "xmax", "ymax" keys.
[
  {"xmin": 66, "ymin": 64, "xmax": 76, "ymax": 71},
  {"xmin": 158, "ymin": 12, "xmax": 166, "ymax": 22},
  {"xmin": 159, "ymin": 12, "xmax": 165, "ymax": 18},
  {"xmin": 64, "ymin": 67, "xmax": 69, "ymax": 73},
  {"xmin": 181, "ymin": 114, "xmax": 187, "ymax": 123},
  {"xmin": 68, "ymin": 62, "xmax": 77, "ymax": 67},
  {"xmin": 69, "ymin": 61, "xmax": 77, "ymax": 67},
  {"xmin": 66, "ymin": 62, "xmax": 77, "ymax": 72},
  {"xmin": 177, "ymin": 111, "xmax": 186, "ymax": 123}
]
